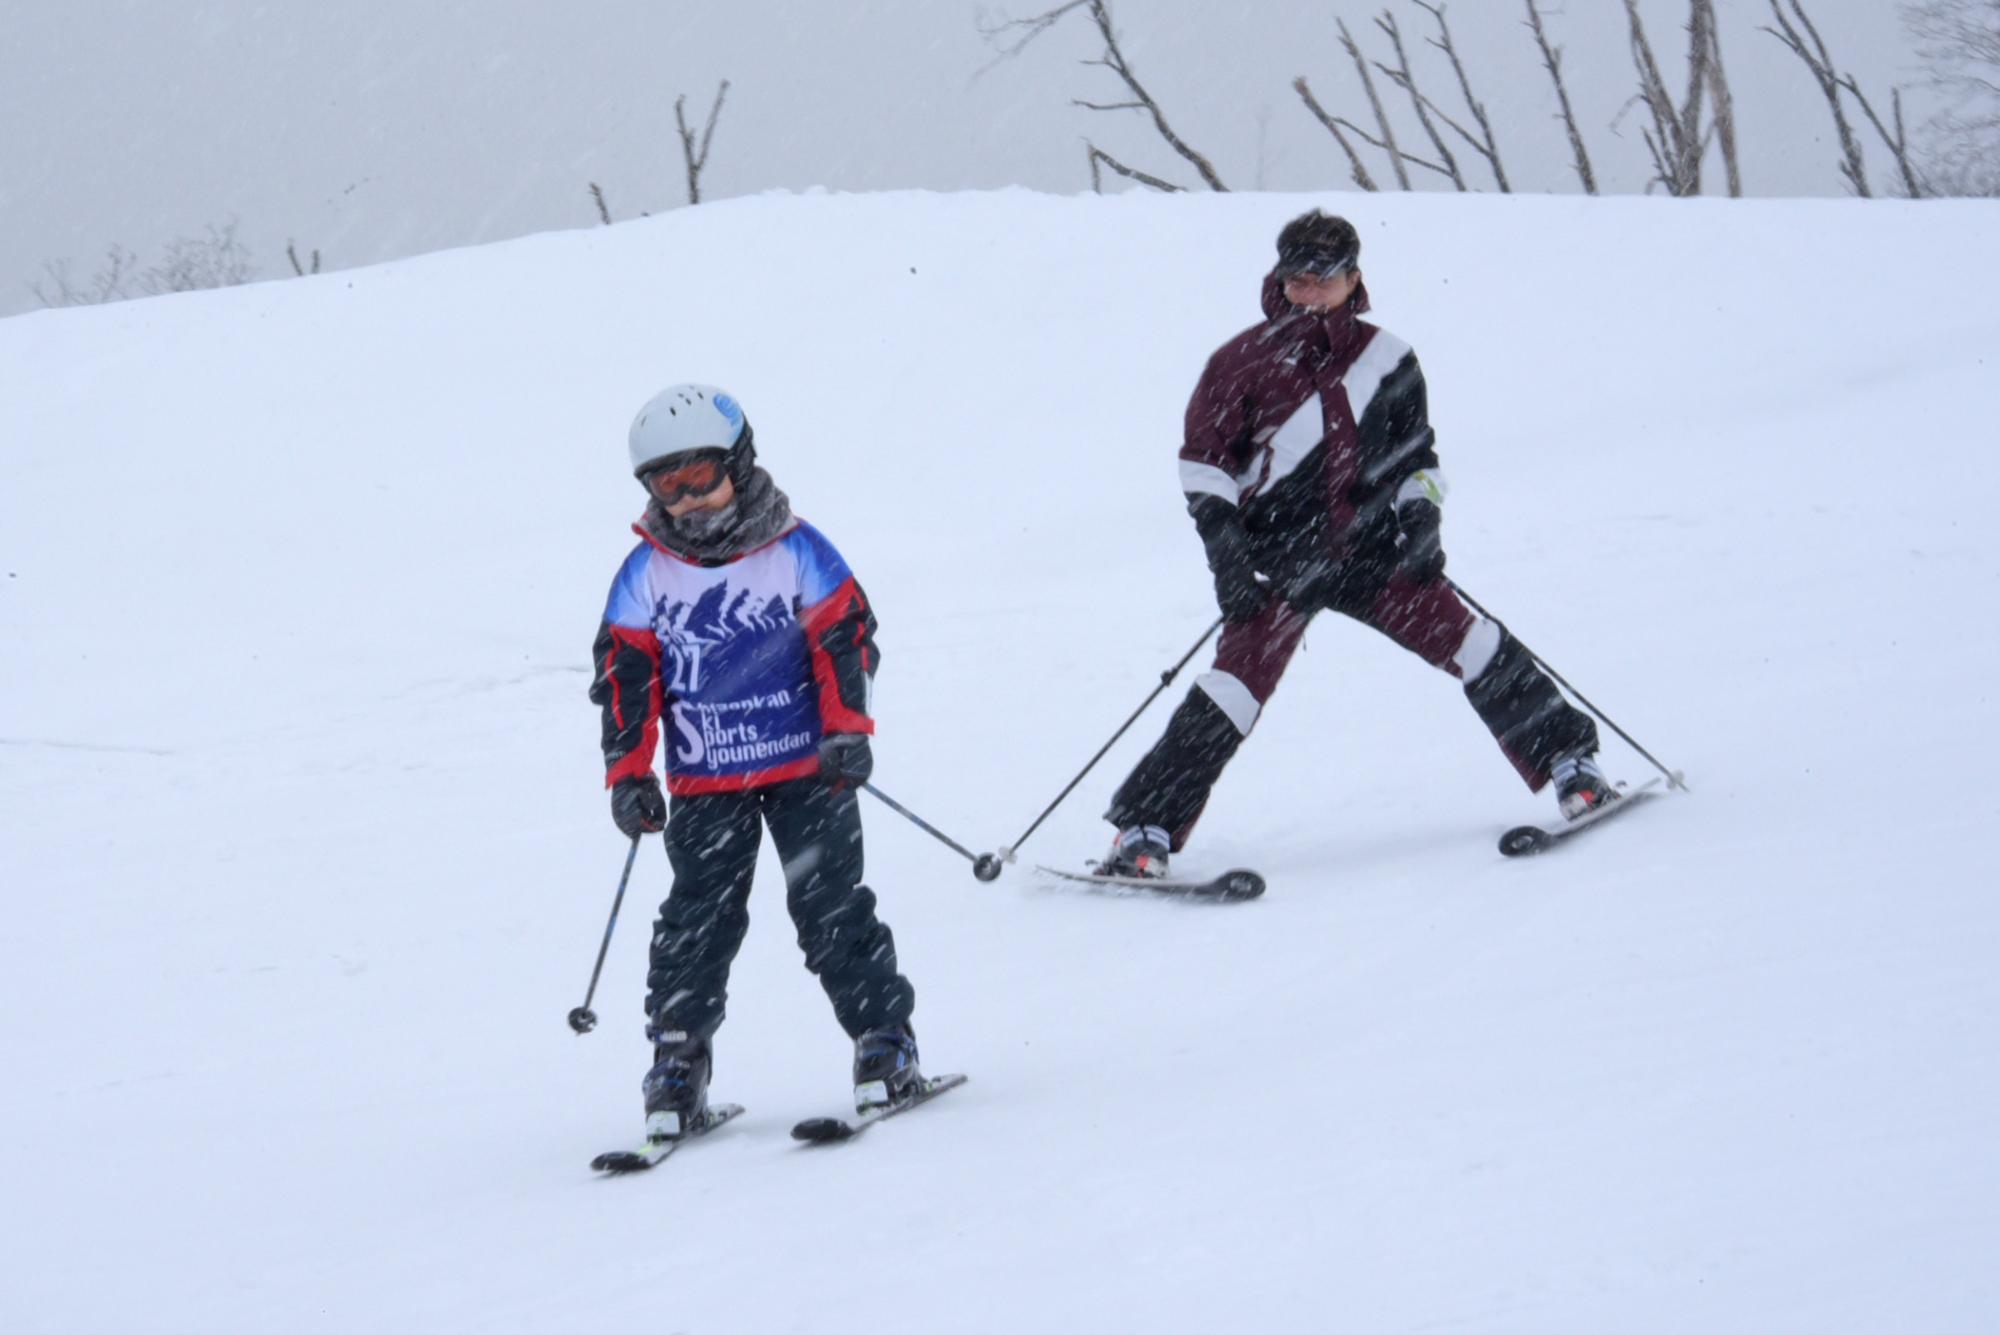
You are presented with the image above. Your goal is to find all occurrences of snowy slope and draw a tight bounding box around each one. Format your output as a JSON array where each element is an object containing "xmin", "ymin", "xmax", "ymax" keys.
[{"xmin": 3, "ymin": 190, "xmax": 1998, "ymax": 1333}]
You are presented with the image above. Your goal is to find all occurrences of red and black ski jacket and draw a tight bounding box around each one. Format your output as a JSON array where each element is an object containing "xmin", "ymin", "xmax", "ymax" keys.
[{"xmin": 1178, "ymin": 272, "xmax": 1441, "ymax": 594}]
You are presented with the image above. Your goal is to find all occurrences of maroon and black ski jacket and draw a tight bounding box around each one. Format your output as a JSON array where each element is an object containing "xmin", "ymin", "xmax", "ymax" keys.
[{"xmin": 1178, "ymin": 272, "xmax": 1441, "ymax": 604}]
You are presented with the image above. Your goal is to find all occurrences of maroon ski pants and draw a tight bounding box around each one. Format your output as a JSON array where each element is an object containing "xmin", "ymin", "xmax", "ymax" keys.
[{"xmin": 1106, "ymin": 575, "xmax": 1596, "ymax": 849}]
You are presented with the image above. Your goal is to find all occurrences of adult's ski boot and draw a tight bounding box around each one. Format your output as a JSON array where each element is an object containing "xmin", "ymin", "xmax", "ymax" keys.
[
  {"xmin": 1102, "ymin": 824, "xmax": 1172, "ymax": 879},
  {"xmin": 1553, "ymin": 752, "xmax": 1618, "ymax": 822}
]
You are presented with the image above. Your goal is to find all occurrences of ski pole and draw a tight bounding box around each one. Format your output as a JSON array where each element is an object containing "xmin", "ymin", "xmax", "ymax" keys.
[
  {"xmin": 995, "ymin": 614, "xmax": 1225, "ymax": 869},
  {"xmin": 1446, "ymin": 578, "xmax": 1688, "ymax": 792},
  {"xmin": 863, "ymin": 782, "xmax": 1004, "ymax": 882},
  {"xmin": 567, "ymin": 834, "xmax": 641, "ymax": 1034}
]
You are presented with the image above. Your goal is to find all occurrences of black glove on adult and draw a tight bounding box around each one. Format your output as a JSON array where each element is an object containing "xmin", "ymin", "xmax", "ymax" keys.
[
  {"xmin": 610, "ymin": 775, "xmax": 667, "ymax": 838},
  {"xmin": 1394, "ymin": 498, "xmax": 1446, "ymax": 584},
  {"xmin": 1280, "ymin": 556, "xmax": 1336, "ymax": 613},
  {"xmin": 818, "ymin": 733, "xmax": 873, "ymax": 790},
  {"xmin": 1188, "ymin": 494, "xmax": 1270, "ymax": 623}
]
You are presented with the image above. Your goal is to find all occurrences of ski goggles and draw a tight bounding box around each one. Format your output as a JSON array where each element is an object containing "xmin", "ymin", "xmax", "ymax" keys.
[
  {"xmin": 642, "ymin": 451, "xmax": 730, "ymax": 504},
  {"xmin": 1275, "ymin": 248, "xmax": 1355, "ymax": 282}
]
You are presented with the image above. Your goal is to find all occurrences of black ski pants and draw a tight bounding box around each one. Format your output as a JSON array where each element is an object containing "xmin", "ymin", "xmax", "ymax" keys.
[{"xmin": 645, "ymin": 776, "xmax": 915, "ymax": 1043}]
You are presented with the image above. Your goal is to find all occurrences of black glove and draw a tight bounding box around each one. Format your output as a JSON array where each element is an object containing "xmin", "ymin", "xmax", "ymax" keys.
[
  {"xmin": 1213, "ymin": 563, "xmax": 1269, "ymax": 623},
  {"xmin": 1189, "ymin": 495, "xmax": 1270, "ymax": 623},
  {"xmin": 1394, "ymin": 499, "xmax": 1446, "ymax": 584},
  {"xmin": 818, "ymin": 733, "xmax": 873, "ymax": 790},
  {"xmin": 610, "ymin": 775, "xmax": 666, "ymax": 838},
  {"xmin": 1280, "ymin": 556, "xmax": 1335, "ymax": 613}
]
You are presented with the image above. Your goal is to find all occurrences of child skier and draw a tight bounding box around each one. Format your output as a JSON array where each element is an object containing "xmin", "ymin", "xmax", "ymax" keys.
[{"xmin": 588, "ymin": 383, "xmax": 921, "ymax": 1139}]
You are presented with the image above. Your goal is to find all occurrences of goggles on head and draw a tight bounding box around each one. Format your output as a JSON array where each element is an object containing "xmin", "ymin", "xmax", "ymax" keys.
[{"xmin": 642, "ymin": 450, "xmax": 730, "ymax": 504}]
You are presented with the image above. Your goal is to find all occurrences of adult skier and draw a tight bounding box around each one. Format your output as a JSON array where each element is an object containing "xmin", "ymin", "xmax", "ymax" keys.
[
  {"xmin": 589, "ymin": 383, "xmax": 922, "ymax": 1138},
  {"xmin": 1102, "ymin": 210, "xmax": 1611, "ymax": 879}
]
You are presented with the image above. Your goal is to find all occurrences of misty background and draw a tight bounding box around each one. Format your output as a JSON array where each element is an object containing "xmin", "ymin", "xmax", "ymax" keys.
[{"xmin": 0, "ymin": 1, "xmax": 1944, "ymax": 317}]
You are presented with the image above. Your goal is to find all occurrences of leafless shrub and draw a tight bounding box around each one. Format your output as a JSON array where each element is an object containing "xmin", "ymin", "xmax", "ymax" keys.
[
  {"xmin": 1904, "ymin": 0, "xmax": 2000, "ymax": 195},
  {"xmin": 32, "ymin": 223, "xmax": 255, "ymax": 308},
  {"xmin": 589, "ymin": 182, "xmax": 613, "ymax": 225},
  {"xmin": 31, "ymin": 247, "xmax": 138, "ymax": 308},
  {"xmin": 286, "ymin": 241, "xmax": 321, "ymax": 277},
  {"xmin": 675, "ymin": 80, "xmax": 731, "ymax": 205},
  {"xmin": 137, "ymin": 220, "xmax": 254, "ymax": 295},
  {"xmin": 982, "ymin": 0, "xmax": 1227, "ymax": 191}
]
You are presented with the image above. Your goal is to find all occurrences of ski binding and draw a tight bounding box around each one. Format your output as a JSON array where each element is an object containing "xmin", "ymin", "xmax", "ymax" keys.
[
  {"xmin": 1035, "ymin": 863, "xmax": 1266, "ymax": 901},
  {"xmin": 591, "ymin": 1102, "xmax": 745, "ymax": 1173},
  {"xmin": 792, "ymin": 1073, "xmax": 968, "ymax": 1144},
  {"xmin": 1499, "ymin": 775, "xmax": 1676, "ymax": 857}
]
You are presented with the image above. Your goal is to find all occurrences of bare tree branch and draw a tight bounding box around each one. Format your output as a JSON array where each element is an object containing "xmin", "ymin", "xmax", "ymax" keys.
[
  {"xmin": 1675, "ymin": 0, "xmax": 1715, "ymax": 194},
  {"xmin": 1763, "ymin": 0, "xmax": 1872, "ymax": 196},
  {"xmin": 1624, "ymin": 0, "xmax": 1679, "ymax": 181},
  {"xmin": 286, "ymin": 240, "xmax": 321, "ymax": 277},
  {"xmin": 1638, "ymin": 123, "xmax": 1675, "ymax": 193},
  {"xmin": 1905, "ymin": 0, "xmax": 2000, "ymax": 195},
  {"xmin": 983, "ymin": 1, "xmax": 1226, "ymax": 191},
  {"xmin": 1415, "ymin": 0, "xmax": 1510, "ymax": 191},
  {"xmin": 1338, "ymin": 16, "xmax": 1411, "ymax": 189},
  {"xmin": 1332, "ymin": 114, "xmax": 1452, "ymax": 179},
  {"xmin": 1293, "ymin": 75, "xmax": 1380, "ymax": 191},
  {"xmin": 976, "ymin": 0, "xmax": 1092, "ymax": 64},
  {"xmin": 1524, "ymin": 0, "xmax": 1597, "ymax": 194},
  {"xmin": 1378, "ymin": 64, "xmax": 1506, "ymax": 183},
  {"xmin": 1621, "ymin": 0, "xmax": 1710, "ymax": 195},
  {"xmin": 1085, "ymin": 142, "xmax": 1184, "ymax": 192},
  {"xmin": 1841, "ymin": 77, "xmax": 1929, "ymax": 197},
  {"xmin": 674, "ymin": 79, "xmax": 731, "ymax": 206},
  {"xmin": 588, "ymin": 182, "xmax": 612, "ymax": 225},
  {"xmin": 1373, "ymin": 10, "xmax": 1466, "ymax": 190},
  {"xmin": 1079, "ymin": 0, "xmax": 1227, "ymax": 189},
  {"xmin": 1698, "ymin": 0, "xmax": 1743, "ymax": 196}
]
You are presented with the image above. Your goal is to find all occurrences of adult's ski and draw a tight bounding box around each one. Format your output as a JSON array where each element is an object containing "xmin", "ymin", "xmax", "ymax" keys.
[
  {"xmin": 590, "ymin": 1102, "xmax": 745, "ymax": 1174},
  {"xmin": 791, "ymin": 1074, "xmax": 968, "ymax": 1145},
  {"xmin": 1498, "ymin": 776, "xmax": 1674, "ymax": 857},
  {"xmin": 1034, "ymin": 864, "xmax": 1266, "ymax": 901}
]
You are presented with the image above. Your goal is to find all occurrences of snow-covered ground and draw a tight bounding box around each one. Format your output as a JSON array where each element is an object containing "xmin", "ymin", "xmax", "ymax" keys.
[{"xmin": 3, "ymin": 189, "xmax": 1997, "ymax": 1333}]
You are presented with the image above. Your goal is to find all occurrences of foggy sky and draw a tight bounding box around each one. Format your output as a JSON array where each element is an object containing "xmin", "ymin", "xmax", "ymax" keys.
[{"xmin": 2, "ymin": 0, "xmax": 1924, "ymax": 317}]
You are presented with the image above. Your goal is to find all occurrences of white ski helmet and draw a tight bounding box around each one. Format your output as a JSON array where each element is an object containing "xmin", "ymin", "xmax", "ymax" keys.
[{"xmin": 627, "ymin": 383, "xmax": 752, "ymax": 478}]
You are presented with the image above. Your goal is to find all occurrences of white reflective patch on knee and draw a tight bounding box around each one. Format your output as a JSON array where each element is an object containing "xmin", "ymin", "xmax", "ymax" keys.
[
  {"xmin": 1195, "ymin": 671, "xmax": 1262, "ymax": 735},
  {"xmin": 781, "ymin": 846, "xmax": 825, "ymax": 881},
  {"xmin": 1178, "ymin": 459, "xmax": 1242, "ymax": 503},
  {"xmin": 1453, "ymin": 617, "xmax": 1502, "ymax": 681}
]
